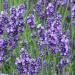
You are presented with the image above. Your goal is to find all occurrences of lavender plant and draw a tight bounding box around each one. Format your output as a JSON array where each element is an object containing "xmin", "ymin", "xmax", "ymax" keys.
[{"xmin": 0, "ymin": 0, "xmax": 74, "ymax": 75}]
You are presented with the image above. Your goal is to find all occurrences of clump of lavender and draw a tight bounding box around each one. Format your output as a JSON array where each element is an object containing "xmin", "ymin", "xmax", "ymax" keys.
[
  {"xmin": 15, "ymin": 48, "xmax": 38, "ymax": 75},
  {"xmin": 0, "ymin": 0, "xmax": 73, "ymax": 75},
  {"xmin": 6, "ymin": 4, "xmax": 25, "ymax": 49},
  {"xmin": 35, "ymin": 1, "xmax": 71, "ymax": 74},
  {"xmin": 0, "ymin": 4, "xmax": 25, "ymax": 70}
]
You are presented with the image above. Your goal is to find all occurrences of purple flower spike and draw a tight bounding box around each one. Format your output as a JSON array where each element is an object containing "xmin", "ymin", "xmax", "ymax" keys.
[
  {"xmin": 71, "ymin": 3, "xmax": 75, "ymax": 25},
  {"xmin": 0, "ymin": 38, "xmax": 7, "ymax": 64},
  {"xmin": 18, "ymin": 4, "xmax": 26, "ymax": 14},
  {"xmin": 37, "ymin": 24, "xmax": 44, "ymax": 36},
  {"xmin": 15, "ymin": 48, "xmax": 38, "ymax": 75},
  {"xmin": 34, "ymin": 0, "xmax": 42, "ymax": 13},
  {"xmin": 3, "ymin": 0, "xmax": 8, "ymax": 11},
  {"xmin": 46, "ymin": 3, "xmax": 55, "ymax": 17},
  {"xmin": 38, "ymin": 11, "xmax": 45, "ymax": 20},
  {"xmin": 37, "ymin": 25, "xmax": 45, "ymax": 40},
  {"xmin": 17, "ymin": 12, "xmax": 25, "ymax": 32},
  {"xmin": 43, "ymin": 60, "xmax": 48, "ymax": 67},
  {"xmin": 27, "ymin": 14, "xmax": 35, "ymax": 29},
  {"xmin": 71, "ymin": 4, "xmax": 75, "ymax": 18},
  {"xmin": 10, "ymin": 7, "xmax": 17, "ymax": 16},
  {"xmin": 59, "ymin": 58, "xmax": 70, "ymax": 67},
  {"xmin": 45, "ymin": 17, "xmax": 54, "ymax": 30}
]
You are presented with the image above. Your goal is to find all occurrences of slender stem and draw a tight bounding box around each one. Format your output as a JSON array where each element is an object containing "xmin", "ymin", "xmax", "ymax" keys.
[{"xmin": 53, "ymin": 54, "xmax": 56, "ymax": 75}]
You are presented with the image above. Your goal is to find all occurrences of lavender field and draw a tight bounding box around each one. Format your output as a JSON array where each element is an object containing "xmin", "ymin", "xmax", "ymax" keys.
[{"xmin": 0, "ymin": 0, "xmax": 75, "ymax": 75}]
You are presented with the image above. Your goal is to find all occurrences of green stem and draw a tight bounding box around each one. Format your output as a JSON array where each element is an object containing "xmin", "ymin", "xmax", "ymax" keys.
[{"xmin": 53, "ymin": 54, "xmax": 56, "ymax": 75}]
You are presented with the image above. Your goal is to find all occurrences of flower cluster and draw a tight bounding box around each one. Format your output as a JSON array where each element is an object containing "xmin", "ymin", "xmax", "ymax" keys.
[
  {"xmin": 6, "ymin": 4, "xmax": 25, "ymax": 49},
  {"xmin": 0, "ymin": 3, "xmax": 25, "ymax": 68},
  {"xmin": 15, "ymin": 48, "xmax": 38, "ymax": 75},
  {"xmin": 35, "ymin": 1, "xmax": 71, "ymax": 72},
  {"xmin": 0, "ymin": 0, "xmax": 72, "ymax": 75}
]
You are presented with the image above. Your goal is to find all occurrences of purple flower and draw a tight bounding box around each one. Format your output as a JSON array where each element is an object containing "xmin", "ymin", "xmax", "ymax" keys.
[
  {"xmin": 3, "ymin": 0, "xmax": 8, "ymax": 11},
  {"xmin": 37, "ymin": 24, "xmax": 44, "ymax": 37},
  {"xmin": 45, "ymin": 30, "xmax": 58, "ymax": 50},
  {"xmin": 36, "ymin": 57, "xmax": 42, "ymax": 69},
  {"xmin": 46, "ymin": 3, "xmax": 55, "ymax": 17},
  {"xmin": 0, "ymin": 38, "xmax": 7, "ymax": 63},
  {"xmin": 57, "ymin": 58, "xmax": 70, "ymax": 70},
  {"xmin": 71, "ymin": 4, "xmax": 75, "ymax": 18},
  {"xmin": 64, "ymin": 72, "xmax": 69, "ymax": 75},
  {"xmin": 60, "ymin": 34, "xmax": 70, "ymax": 56},
  {"xmin": 0, "ymin": 29, "xmax": 3, "ymax": 35},
  {"xmin": 10, "ymin": 7, "xmax": 17, "ymax": 16},
  {"xmin": 57, "ymin": 0, "xmax": 67, "ymax": 6},
  {"xmin": 52, "ymin": 20, "xmax": 62, "ymax": 34},
  {"xmin": 43, "ymin": 0, "xmax": 49, "ymax": 7},
  {"xmin": 18, "ymin": 4, "xmax": 26, "ymax": 14},
  {"xmin": 7, "ymin": 37, "xmax": 16, "ymax": 49},
  {"xmin": 17, "ymin": 13, "xmax": 24, "ymax": 32},
  {"xmin": 6, "ymin": 27, "xmax": 14, "ymax": 35},
  {"xmin": 34, "ymin": 0, "xmax": 42, "ymax": 13},
  {"xmin": 43, "ymin": 60, "xmax": 48, "ymax": 67},
  {"xmin": 51, "ymin": 48, "xmax": 60, "ymax": 54},
  {"xmin": 45, "ymin": 17, "xmax": 54, "ymax": 30},
  {"xmin": 27, "ymin": 14, "xmax": 35, "ymax": 29},
  {"xmin": 29, "ymin": 59, "xmax": 38, "ymax": 74},
  {"xmin": 1, "ymin": 11, "xmax": 9, "ymax": 24},
  {"xmin": 15, "ymin": 48, "xmax": 38, "ymax": 75},
  {"xmin": 15, "ymin": 58, "xmax": 25, "ymax": 74},
  {"xmin": 56, "ymin": 12, "xmax": 62, "ymax": 21},
  {"xmin": 71, "ymin": 3, "xmax": 75, "ymax": 25},
  {"xmin": 38, "ymin": 11, "xmax": 45, "ymax": 20},
  {"xmin": 10, "ymin": 15, "xmax": 17, "ymax": 25}
]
